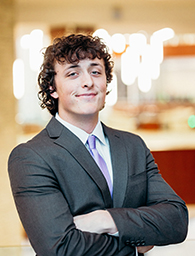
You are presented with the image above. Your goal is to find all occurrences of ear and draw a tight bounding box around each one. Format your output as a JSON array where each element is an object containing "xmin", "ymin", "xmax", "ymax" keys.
[{"xmin": 49, "ymin": 86, "xmax": 59, "ymax": 99}]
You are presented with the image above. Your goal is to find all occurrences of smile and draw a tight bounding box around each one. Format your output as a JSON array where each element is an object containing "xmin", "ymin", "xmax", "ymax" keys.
[{"xmin": 76, "ymin": 93, "xmax": 97, "ymax": 98}]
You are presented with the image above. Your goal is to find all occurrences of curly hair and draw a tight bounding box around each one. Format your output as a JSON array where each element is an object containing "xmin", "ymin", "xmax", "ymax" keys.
[{"xmin": 38, "ymin": 33, "xmax": 114, "ymax": 116}]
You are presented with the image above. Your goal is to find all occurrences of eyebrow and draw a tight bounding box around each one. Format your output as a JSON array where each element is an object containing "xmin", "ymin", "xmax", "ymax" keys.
[
  {"xmin": 90, "ymin": 62, "xmax": 104, "ymax": 68},
  {"xmin": 66, "ymin": 62, "xmax": 104, "ymax": 70},
  {"xmin": 67, "ymin": 64, "xmax": 80, "ymax": 69}
]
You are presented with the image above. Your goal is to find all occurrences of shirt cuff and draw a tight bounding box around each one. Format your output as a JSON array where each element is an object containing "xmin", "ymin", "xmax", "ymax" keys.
[{"xmin": 108, "ymin": 231, "xmax": 119, "ymax": 237}]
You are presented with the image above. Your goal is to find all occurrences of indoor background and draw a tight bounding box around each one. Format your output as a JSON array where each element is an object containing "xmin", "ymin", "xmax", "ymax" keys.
[{"xmin": 0, "ymin": 0, "xmax": 195, "ymax": 255}]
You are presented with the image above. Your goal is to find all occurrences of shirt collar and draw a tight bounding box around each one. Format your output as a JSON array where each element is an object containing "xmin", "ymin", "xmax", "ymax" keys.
[
  {"xmin": 55, "ymin": 113, "xmax": 106, "ymax": 146},
  {"xmin": 92, "ymin": 121, "xmax": 107, "ymax": 146}
]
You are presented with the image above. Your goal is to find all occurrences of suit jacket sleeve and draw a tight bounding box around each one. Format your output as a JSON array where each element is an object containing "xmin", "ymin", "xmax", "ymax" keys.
[
  {"xmin": 107, "ymin": 132, "xmax": 188, "ymax": 250},
  {"xmin": 8, "ymin": 143, "xmax": 134, "ymax": 256}
]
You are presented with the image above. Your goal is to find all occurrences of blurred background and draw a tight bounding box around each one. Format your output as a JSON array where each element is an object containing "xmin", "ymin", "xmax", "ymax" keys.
[{"xmin": 0, "ymin": 0, "xmax": 195, "ymax": 253}]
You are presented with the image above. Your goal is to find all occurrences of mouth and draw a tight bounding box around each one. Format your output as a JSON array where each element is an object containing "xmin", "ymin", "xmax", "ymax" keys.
[{"xmin": 76, "ymin": 93, "xmax": 97, "ymax": 98}]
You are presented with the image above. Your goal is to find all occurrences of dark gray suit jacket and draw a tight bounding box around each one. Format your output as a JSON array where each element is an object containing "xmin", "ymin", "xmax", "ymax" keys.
[{"xmin": 8, "ymin": 117, "xmax": 188, "ymax": 256}]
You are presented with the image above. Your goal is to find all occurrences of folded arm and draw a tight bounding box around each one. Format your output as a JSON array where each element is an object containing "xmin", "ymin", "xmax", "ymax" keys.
[
  {"xmin": 107, "ymin": 147, "xmax": 188, "ymax": 250},
  {"xmin": 74, "ymin": 145, "xmax": 188, "ymax": 252},
  {"xmin": 74, "ymin": 210, "xmax": 154, "ymax": 254},
  {"xmin": 8, "ymin": 144, "xmax": 134, "ymax": 256}
]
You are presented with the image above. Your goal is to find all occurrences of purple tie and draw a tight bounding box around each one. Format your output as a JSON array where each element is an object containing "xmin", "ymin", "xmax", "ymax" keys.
[{"xmin": 87, "ymin": 135, "xmax": 113, "ymax": 197}]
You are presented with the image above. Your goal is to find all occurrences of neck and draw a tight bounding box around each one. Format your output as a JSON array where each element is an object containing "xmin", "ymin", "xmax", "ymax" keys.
[{"xmin": 58, "ymin": 112, "xmax": 99, "ymax": 134}]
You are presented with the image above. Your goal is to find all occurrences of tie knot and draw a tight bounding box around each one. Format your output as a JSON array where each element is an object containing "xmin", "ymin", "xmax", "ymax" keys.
[{"xmin": 87, "ymin": 135, "xmax": 96, "ymax": 150}]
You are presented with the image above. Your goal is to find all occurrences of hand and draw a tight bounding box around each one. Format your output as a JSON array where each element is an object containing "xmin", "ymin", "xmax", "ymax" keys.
[
  {"xmin": 137, "ymin": 245, "xmax": 154, "ymax": 253},
  {"xmin": 73, "ymin": 210, "xmax": 118, "ymax": 234}
]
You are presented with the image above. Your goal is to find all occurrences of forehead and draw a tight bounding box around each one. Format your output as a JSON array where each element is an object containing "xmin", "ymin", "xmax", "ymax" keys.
[{"xmin": 54, "ymin": 57, "xmax": 105, "ymax": 70}]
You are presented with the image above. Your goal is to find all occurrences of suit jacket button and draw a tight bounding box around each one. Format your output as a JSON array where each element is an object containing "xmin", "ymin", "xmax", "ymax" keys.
[
  {"xmin": 140, "ymin": 240, "xmax": 146, "ymax": 246},
  {"xmin": 130, "ymin": 241, "xmax": 136, "ymax": 246},
  {"xmin": 125, "ymin": 240, "xmax": 131, "ymax": 246}
]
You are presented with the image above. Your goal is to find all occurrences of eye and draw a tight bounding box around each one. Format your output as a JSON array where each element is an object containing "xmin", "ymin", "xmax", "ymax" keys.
[
  {"xmin": 67, "ymin": 71, "xmax": 78, "ymax": 78},
  {"xmin": 91, "ymin": 70, "xmax": 101, "ymax": 75},
  {"xmin": 68, "ymin": 72, "xmax": 77, "ymax": 76}
]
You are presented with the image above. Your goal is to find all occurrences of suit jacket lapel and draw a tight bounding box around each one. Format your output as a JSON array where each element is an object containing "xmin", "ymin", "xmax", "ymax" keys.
[
  {"xmin": 46, "ymin": 117, "xmax": 112, "ymax": 208},
  {"xmin": 103, "ymin": 124, "xmax": 128, "ymax": 208}
]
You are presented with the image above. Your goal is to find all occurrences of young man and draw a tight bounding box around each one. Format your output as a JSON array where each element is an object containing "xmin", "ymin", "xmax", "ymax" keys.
[{"xmin": 8, "ymin": 34, "xmax": 188, "ymax": 256}]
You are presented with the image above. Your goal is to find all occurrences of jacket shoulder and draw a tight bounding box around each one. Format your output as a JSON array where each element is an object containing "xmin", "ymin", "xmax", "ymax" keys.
[
  {"xmin": 102, "ymin": 123, "xmax": 147, "ymax": 147},
  {"xmin": 8, "ymin": 118, "xmax": 59, "ymax": 159}
]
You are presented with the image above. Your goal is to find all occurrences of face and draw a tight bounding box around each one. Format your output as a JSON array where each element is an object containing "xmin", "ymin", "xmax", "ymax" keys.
[{"xmin": 51, "ymin": 58, "xmax": 107, "ymax": 125}]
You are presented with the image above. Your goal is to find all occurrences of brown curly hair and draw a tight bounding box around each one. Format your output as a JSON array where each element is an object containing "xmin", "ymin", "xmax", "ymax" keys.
[{"xmin": 38, "ymin": 34, "xmax": 114, "ymax": 116}]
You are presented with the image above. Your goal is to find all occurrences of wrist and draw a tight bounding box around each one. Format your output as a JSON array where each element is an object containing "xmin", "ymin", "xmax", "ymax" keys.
[{"xmin": 100, "ymin": 210, "xmax": 118, "ymax": 234}]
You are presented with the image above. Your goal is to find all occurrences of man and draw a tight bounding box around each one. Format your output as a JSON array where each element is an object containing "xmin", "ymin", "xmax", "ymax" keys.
[{"xmin": 8, "ymin": 34, "xmax": 188, "ymax": 256}]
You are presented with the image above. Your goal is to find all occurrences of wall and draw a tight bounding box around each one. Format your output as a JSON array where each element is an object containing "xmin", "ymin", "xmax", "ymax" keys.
[
  {"xmin": 15, "ymin": 0, "xmax": 195, "ymax": 35},
  {"xmin": 0, "ymin": 0, "xmax": 22, "ymax": 246},
  {"xmin": 152, "ymin": 149, "xmax": 195, "ymax": 204}
]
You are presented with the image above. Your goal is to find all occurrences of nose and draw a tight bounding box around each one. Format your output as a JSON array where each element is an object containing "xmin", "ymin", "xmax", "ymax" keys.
[{"xmin": 81, "ymin": 72, "xmax": 94, "ymax": 88}]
